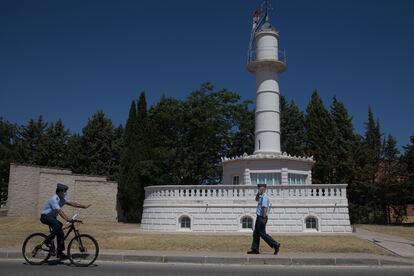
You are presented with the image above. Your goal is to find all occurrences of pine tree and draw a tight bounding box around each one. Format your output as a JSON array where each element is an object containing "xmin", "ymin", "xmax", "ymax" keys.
[
  {"xmin": 380, "ymin": 134, "xmax": 401, "ymax": 223},
  {"xmin": 305, "ymin": 90, "xmax": 336, "ymax": 183},
  {"xmin": 65, "ymin": 133, "xmax": 83, "ymax": 172},
  {"xmin": 78, "ymin": 111, "xmax": 116, "ymax": 176},
  {"xmin": 39, "ymin": 119, "xmax": 70, "ymax": 168},
  {"xmin": 0, "ymin": 118, "xmax": 16, "ymax": 206},
  {"xmin": 364, "ymin": 107, "xmax": 382, "ymax": 184},
  {"xmin": 401, "ymin": 134, "xmax": 414, "ymax": 181},
  {"xmin": 280, "ymin": 96, "xmax": 306, "ymax": 156},
  {"xmin": 330, "ymin": 97, "xmax": 355, "ymax": 184},
  {"xmin": 228, "ymin": 99, "xmax": 254, "ymax": 157},
  {"xmin": 109, "ymin": 124, "xmax": 123, "ymax": 181},
  {"xmin": 16, "ymin": 116, "xmax": 48, "ymax": 165}
]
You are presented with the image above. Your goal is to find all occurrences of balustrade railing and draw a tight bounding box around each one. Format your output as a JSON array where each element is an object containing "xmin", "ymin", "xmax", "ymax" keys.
[
  {"xmin": 145, "ymin": 185, "xmax": 347, "ymax": 200},
  {"xmin": 247, "ymin": 49, "xmax": 287, "ymax": 65}
]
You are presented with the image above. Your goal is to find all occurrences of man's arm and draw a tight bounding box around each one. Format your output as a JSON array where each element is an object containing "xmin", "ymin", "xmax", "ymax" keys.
[
  {"xmin": 66, "ymin": 201, "xmax": 91, "ymax": 209},
  {"xmin": 261, "ymin": 207, "xmax": 267, "ymax": 223},
  {"xmin": 57, "ymin": 209, "xmax": 71, "ymax": 222}
]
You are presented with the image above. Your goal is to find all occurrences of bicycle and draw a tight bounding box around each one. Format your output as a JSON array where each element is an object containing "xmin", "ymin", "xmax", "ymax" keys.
[{"xmin": 22, "ymin": 214, "xmax": 99, "ymax": 267}]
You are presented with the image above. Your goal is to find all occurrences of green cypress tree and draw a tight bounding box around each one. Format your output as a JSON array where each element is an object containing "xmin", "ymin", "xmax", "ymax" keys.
[
  {"xmin": 118, "ymin": 100, "xmax": 138, "ymax": 221},
  {"xmin": 305, "ymin": 90, "xmax": 336, "ymax": 183},
  {"xmin": 133, "ymin": 92, "xmax": 152, "ymax": 222}
]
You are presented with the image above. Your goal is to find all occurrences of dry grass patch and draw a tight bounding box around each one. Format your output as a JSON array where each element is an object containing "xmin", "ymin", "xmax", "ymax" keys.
[
  {"xmin": 0, "ymin": 217, "xmax": 387, "ymax": 255},
  {"xmin": 356, "ymin": 224, "xmax": 414, "ymax": 241}
]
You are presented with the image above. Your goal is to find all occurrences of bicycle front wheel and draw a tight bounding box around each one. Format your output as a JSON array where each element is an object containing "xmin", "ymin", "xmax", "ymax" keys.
[
  {"xmin": 22, "ymin": 233, "xmax": 51, "ymax": 265},
  {"xmin": 68, "ymin": 234, "xmax": 99, "ymax": 267}
]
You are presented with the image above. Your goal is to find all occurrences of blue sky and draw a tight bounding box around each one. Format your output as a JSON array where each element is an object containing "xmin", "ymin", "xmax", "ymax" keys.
[{"xmin": 0, "ymin": 0, "xmax": 413, "ymax": 149}]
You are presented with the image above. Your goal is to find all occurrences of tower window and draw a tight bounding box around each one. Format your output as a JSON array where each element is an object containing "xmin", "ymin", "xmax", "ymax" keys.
[
  {"xmin": 179, "ymin": 216, "xmax": 191, "ymax": 229},
  {"xmin": 258, "ymin": 140, "xmax": 261, "ymax": 149},
  {"xmin": 232, "ymin": 175, "xmax": 240, "ymax": 185},
  {"xmin": 288, "ymin": 174, "xmax": 307, "ymax": 184},
  {"xmin": 241, "ymin": 216, "xmax": 253, "ymax": 229},
  {"xmin": 250, "ymin": 173, "xmax": 281, "ymax": 185}
]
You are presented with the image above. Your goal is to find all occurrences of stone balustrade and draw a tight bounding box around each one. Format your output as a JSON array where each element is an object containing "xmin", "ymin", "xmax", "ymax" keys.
[{"xmin": 145, "ymin": 184, "xmax": 348, "ymax": 201}]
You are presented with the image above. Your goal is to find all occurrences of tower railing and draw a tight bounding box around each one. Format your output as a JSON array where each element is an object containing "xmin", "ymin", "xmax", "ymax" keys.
[{"xmin": 247, "ymin": 49, "xmax": 287, "ymax": 65}]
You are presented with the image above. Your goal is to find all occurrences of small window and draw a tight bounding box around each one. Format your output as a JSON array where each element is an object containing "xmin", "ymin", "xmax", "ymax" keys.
[
  {"xmin": 258, "ymin": 140, "xmax": 261, "ymax": 149},
  {"xmin": 232, "ymin": 175, "xmax": 240, "ymax": 185},
  {"xmin": 179, "ymin": 216, "xmax": 191, "ymax": 229},
  {"xmin": 241, "ymin": 216, "xmax": 253, "ymax": 229},
  {"xmin": 305, "ymin": 216, "xmax": 318, "ymax": 230}
]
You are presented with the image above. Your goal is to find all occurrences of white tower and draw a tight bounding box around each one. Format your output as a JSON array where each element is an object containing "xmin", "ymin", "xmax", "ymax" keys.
[
  {"xmin": 140, "ymin": 1, "xmax": 351, "ymax": 234},
  {"xmin": 221, "ymin": 1, "xmax": 314, "ymax": 187},
  {"xmin": 248, "ymin": 16, "xmax": 286, "ymax": 155}
]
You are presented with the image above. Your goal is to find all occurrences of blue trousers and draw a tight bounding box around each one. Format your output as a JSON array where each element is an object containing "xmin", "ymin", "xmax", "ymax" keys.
[
  {"xmin": 251, "ymin": 216, "xmax": 279, "ymax": 252},
  {"xmin": 40, "ymin": 214, "xmax": 65, "ymax": 254}
]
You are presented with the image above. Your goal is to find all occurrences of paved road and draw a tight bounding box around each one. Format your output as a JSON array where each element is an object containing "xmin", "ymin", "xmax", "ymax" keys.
[{"xmin": 1, "ymin": 260, "xmax": 413, "ymax": 276}]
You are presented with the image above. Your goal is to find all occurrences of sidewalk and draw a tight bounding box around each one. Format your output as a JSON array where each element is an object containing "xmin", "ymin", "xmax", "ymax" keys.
[
  {"xmin": 354, "ymin": 228, "xmax": 414, "ymax": 258},
  {"xmin": 2, "ymin": 249, "xmax": 414, "ymax": 266}
]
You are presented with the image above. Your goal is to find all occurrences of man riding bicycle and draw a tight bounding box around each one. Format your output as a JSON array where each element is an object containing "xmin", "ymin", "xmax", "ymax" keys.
[{"xmin": 40, "ymin": 183, "xmax": 91, "ymax": 259}]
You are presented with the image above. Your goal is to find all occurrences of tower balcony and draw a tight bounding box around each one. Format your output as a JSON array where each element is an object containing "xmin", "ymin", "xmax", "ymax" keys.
[{"xmin": 247, "ymin": 49, "xmax": 287, "ymax": 73}]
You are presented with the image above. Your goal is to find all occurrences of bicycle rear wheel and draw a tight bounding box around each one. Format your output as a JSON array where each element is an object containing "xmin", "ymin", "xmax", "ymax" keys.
[
  {"xmin": 68, "ymin": 234, "xmax": 99, "ymax": 267},
  {"xmin": 22, "ymin": 233, "xmax": 51, "ymax": 265}
]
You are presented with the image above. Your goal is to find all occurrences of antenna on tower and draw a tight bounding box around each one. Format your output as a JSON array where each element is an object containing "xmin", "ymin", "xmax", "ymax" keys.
[
  {"xmin": 248, "ymin": 0, "xmax": 274, "ymax": 64},
  {"xmin": 261, "ymin": 0, "xmax": 273, "ymax": 21}
]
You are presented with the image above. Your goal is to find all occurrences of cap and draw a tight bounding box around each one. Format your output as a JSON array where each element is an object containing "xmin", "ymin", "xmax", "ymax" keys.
[
  {"xmin": 56, "ymin": 183, "xmax": 68, "ymax": 192},
  {"xmin": 257, "ymin": 183, "xmax": 267, "ymax": 188}
]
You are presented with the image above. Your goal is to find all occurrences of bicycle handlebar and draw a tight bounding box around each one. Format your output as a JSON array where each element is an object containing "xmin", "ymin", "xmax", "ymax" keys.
[{"xmin": 66, "ymin": 213, "xmax": 83, "ymax": 225}]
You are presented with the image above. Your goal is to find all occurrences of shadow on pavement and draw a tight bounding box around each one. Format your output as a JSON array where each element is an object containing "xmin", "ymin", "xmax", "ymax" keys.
[{"xmin": 22, "ymin": 260, "xmax": 98, "ymax": 267}]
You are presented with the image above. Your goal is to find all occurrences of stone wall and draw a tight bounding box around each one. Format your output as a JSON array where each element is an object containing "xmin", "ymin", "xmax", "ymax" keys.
[
  {"xmin": 141, "ymin": 185, "xmax": 352, "ymax": 233},
  {"xmin": 6, "ymin": 164, "xmax": 117, "ymax": 221},
  {"xmin": 141, "ymin": 205, "xmax": 352, "ymax": 233}
]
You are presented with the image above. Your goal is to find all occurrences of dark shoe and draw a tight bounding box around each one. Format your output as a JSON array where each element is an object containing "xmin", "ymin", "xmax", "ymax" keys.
[
  {"xmin": 274, "ymin": 243, "xmax": 281, "ymax": 255},
  {"xmin": 247, "ymin": 250, "xmax": 260, "ymax": 254},
  {"xmin": 56, "ymin": 253, "xmax": 67, "ymax": 260}
]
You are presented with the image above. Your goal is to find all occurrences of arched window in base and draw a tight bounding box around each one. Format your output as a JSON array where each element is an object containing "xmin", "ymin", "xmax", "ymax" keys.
[
  {"xmin": 179, "ymin": 216, "xmax": 191, "ymax": 229},
  {"xmin": 305, "ymin": 216, "xmax": 318, "ymax": 230},
  {"xmin": 241, "ymin": 216, "xmax": 253, "ymax": 229}
]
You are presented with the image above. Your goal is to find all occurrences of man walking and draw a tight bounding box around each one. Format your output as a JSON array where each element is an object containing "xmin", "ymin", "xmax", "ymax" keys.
[
  {"xmin": 247, "ymin": 183, "xmax": 280, "ymax": 255},
  {"xmin": 40, "ymin": 183, "xmax": 91, "ymax": 259}
]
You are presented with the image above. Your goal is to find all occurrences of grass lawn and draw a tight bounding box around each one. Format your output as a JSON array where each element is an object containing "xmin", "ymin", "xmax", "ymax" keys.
[
  {"xmin": 0, "ymin": 217, "xmax": 388, "ymax": 255},
  {"xmin": 356, "ymin": 224, "xmax": 414, "ymax": 241}
]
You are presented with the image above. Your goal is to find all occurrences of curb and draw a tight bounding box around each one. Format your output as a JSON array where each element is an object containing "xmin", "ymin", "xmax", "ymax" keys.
[{"xmin": 2, "ymin": 251, "xmax": 414, "ymax": 266}]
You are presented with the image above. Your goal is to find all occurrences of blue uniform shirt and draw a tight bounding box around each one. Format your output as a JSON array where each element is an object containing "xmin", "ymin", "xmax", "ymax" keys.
[
  {"xmin": 256, "ymin": 193, "xmax": 270, "ymax": 217},
  {"xmin": 41, "ymin": 194, "xmax": 67, "ymax": 217}
]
